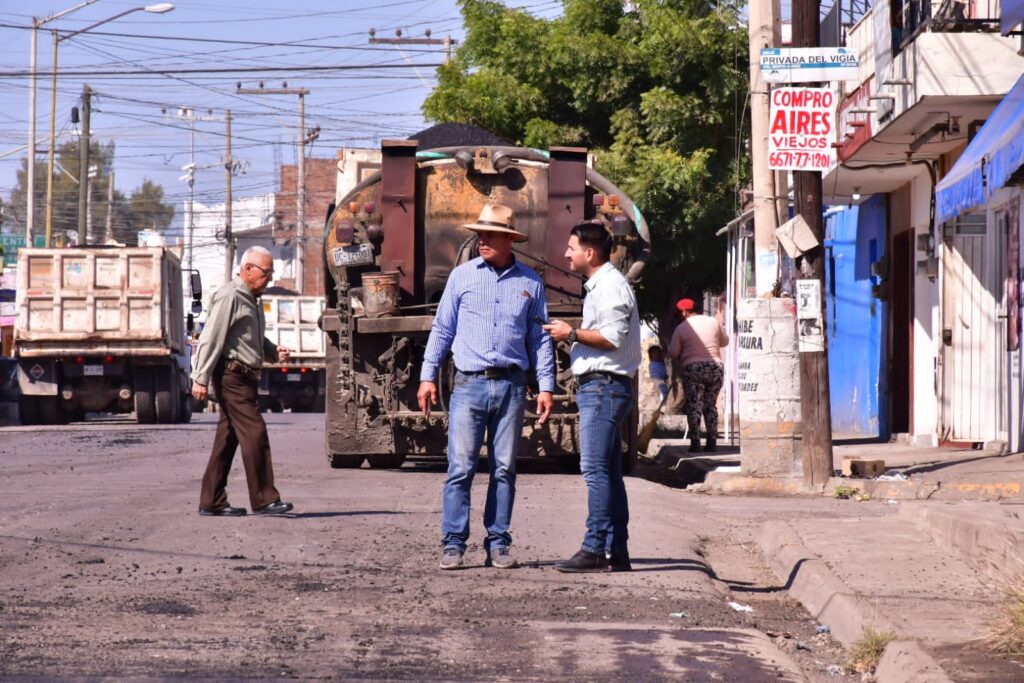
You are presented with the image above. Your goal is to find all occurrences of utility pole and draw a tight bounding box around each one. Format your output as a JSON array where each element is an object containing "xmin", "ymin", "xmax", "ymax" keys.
[
  {"xmin": 793, "ymin": 0, "xmax": 834, "ymax": 487},
  {"xmin": 236, "ymin": 83, "xmax": 310, "ymax": 293},
  {"xmin": 44, "ymin": 30, "xmax": 59, "ymax": 247},
  {"xmin": 368, "ymin": 28, "xmax": 458, "ymax": 63},
  {"xmin": 224, "ymin": 110, "xmax": 234, "ymax": 282},
  {"xmin": 77, "ymin": 84, "xmax": 90, "ymax": 246},
  {"xmin": 104, "ymin": 170, "xmax": 114, "ymax": 244},
  {"xmin": 748, "ymin": 0, "xmax": 783, "ymax": 295}
]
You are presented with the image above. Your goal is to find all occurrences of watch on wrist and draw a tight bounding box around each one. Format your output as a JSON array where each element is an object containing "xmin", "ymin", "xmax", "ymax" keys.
[{"xmin": 568, "ymin": 327, "xmax": 578, "ymax": 344}]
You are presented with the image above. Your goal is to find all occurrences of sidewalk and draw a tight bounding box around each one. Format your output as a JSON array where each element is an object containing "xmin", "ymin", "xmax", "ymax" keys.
[{"xmin": 640, "ymin": 439, "xmax": 1024, "ymax": 681}]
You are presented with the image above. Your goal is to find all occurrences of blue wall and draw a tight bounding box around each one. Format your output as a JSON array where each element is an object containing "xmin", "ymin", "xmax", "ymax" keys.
[{"xmin": 824, "ymin": 195, "xmax": 889, "ymax": 439}]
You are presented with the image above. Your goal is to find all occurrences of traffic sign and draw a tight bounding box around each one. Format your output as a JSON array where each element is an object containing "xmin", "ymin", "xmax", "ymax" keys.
[
  {"xmin": 761, "ymin": 47, "xmax": 858, "ymax": 84},
  {"xmin": 0, "ymin": 234, "xmax": 46, "ymax": 266}
]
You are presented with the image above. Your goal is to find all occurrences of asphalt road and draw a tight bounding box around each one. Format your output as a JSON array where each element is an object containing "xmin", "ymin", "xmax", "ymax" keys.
[{"xmin": 0, "ymin": 412, "xmax": 849, "ymax": 680}]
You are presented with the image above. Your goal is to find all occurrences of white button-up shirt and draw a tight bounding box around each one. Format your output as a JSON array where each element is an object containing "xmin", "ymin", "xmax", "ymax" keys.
[{"xmin": 570, "ymin": 261, "xmax": 642, "ymax": 377}]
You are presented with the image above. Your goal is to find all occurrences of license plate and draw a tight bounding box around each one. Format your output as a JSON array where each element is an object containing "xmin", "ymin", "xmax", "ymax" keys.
[
  {"xmin": 83, "ymin": 364, "xmax": 104, "ymax": 376},
  {"xmin": 331, "ymin": 243, "xmax": 374, "ymax": 267},
  {"xmin": 287, "ymin": 373, "xmax": 301, "ymax": 382}
]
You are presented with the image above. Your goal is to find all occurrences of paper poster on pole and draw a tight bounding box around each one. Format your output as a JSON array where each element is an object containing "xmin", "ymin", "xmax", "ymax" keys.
[
  {"xmin": 768, "ymin": 87, "xmax": 836, "ymax": 172},
  {"xmin": 796, "ymin": 279, "xmax": 825, "ymax": 353}
]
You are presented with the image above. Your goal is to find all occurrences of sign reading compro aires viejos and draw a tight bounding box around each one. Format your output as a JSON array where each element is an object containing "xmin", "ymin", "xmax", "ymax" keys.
[
  {"xmin": 760, "ymin": 47, "xmax": 858, "ymax": 83},
  {"xmin": 768, "ymin": 87, "xmax": 836, "ymax": 172}
]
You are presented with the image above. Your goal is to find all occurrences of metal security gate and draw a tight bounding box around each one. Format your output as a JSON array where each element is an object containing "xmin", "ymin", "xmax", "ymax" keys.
[{"xmin": 941, "ymin": 212, "xmax": 1006, "ymax": 443}]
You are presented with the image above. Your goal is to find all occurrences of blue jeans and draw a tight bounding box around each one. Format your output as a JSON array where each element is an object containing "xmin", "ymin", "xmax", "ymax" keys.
[
  {"xmin": 576, "ymin": 374, "xmax": 633, "ymax": 556},
  {"xmin": 441, "ymin": 371, "xmax": 526, "ymax": 554}
]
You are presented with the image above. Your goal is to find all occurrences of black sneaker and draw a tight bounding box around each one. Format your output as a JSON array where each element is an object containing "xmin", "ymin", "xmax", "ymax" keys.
[
  {"xmin": 704, "ymin": 438, "xmax": 717, "ymax": 452},
  {"xmin": 555, "ymin": 549, "xmax": 609, "ymax": 573},
  {"xmin": 440, "ymin": 547, "xmax": 464, "ymax": 570},
  {"xmin": 689, "ymin": 438, "xmax": 703, "ymax": 453}
]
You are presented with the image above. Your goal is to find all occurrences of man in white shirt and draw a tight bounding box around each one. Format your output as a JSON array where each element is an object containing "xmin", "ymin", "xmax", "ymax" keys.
[{"xmin": 544, "ymin": 221, "xmax": 641, "ymax": 573}]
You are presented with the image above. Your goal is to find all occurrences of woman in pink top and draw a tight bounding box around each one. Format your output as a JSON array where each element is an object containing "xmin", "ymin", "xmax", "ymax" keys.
[{"xmin": 667, "ymin": 298, "xmax": 729, "ymax": 452}]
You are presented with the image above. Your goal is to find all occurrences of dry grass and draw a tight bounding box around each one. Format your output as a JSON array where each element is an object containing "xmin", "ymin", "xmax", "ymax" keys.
[
  {"xmin": 983, "ymin": 576, "xmax": 1024, "ymax": 657},
  {"xmin": 847, "ymin": 625, "xmax": 896, "ymax": 673}
]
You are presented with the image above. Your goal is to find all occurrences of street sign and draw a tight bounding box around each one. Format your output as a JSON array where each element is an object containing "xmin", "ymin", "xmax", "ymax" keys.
[
  {"xmin": 767, "ymin": 87, "xmax": 837, "ymax": 172},
  {"xmin": 0, "ymin": 234, "xmax": 46, "ymax": 267},
  {"xmin": 760, "ymin": 47, "xmax": 858, "ymax": 84}
]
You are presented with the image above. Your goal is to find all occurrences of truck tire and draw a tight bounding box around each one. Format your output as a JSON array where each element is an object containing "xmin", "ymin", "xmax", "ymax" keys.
[
  {"xmin": 18, "ymin": 395, "xmax": 39, "ymax": 425},
  {"xmin": 134, "ymin": 367, "xmax": 156, "ymax": 424},
  {"xmin": 327, "ymin": 451, "xmax": 365, "ymax": 469},
  {"xmin": 367, "ymin": 454, "xmax": 406, "ymax": 469},
  {"xmin": 178, "ymin": 386, "xmax": 193, "ymax": 423},
  {"xmin": 622, "ymin": 402, "xmax": 639, "ymax": 476},
  {"xmin": 38, "ymin": 396, "xmax": 63, "ymax": 425},
  {"xmin": 154, "ymin": 366, "xmax": 179, "ymax": 424}
]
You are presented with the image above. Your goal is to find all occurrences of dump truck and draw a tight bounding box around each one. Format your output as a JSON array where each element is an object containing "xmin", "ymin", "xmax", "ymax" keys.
[
  {"xmin": 320, "ymin": 136, "xmax": 651, "ymax": 470},
  {"xmin": 14, "ymin": 246, "xmax": 200, "ymax": 424},
  {"xmin": 258, "ymin": 294, "xmax": 327, "ymax": 413}
]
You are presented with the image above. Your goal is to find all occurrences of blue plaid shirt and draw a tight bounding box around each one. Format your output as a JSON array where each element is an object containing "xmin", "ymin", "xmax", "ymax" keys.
[{"xmin": 421, "ymin": 256, "xmax": 556, "ymax": 392}]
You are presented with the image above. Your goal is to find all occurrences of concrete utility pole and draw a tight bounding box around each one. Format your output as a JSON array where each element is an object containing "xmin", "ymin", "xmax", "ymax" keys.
[
  {"xmin": 792, "ymin": 0, "xmax": 834, "ymax": 486},
  {"xmin": 224, "ymin": 110, "xmax": 234, "ymax": 282},
  {"xmin": 368, "ymin": 28, "xmax": 458, "ymax": 63},
  {"xmin": 236, "ymin": 84, "xmax": 310, "ymax": 294},
  {"xmin": 748, "ymin": 0, "xmax": 783, "ymax": 296},
  {"xmin": 104, "ymin": 170, "xmax": 114, "ymax": 243},
  {"xmin": 77, "ymin": 84, "xmax": 90, "ymax": 246},
  {"xmin": 27, "ymin": 0, "xmax": 101, "ymax": 245}
]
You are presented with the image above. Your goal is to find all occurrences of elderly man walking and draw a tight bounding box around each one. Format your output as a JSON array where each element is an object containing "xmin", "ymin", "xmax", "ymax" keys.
[
  {"xmin": 418, "ymin": 203, "xmax": 555, "ymax": 570},
  {"xmin": 192, "ymin": 246, "xmax": 294, "ymax": 516}
]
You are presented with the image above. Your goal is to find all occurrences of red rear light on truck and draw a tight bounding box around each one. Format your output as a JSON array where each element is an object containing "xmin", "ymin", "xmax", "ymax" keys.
[
  {"xmin": 103, "ymin": 355, "xmax": 114, "ymax": 364},
  {"xmin": 280, "ymin": 368, "xmax": 288, "ymax": 374},
  {"xmin": 300, "ymin": 367, "xmax": 308, "ymax": 374},
  {"xmin": 75, "ymin": 356, "xmax": 85, "ymax": 364}
]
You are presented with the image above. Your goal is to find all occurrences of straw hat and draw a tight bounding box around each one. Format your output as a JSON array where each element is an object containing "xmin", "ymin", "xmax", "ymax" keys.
[{"xmin": 462, "ymin": 203, "xmax": 528, "ymax": 243}]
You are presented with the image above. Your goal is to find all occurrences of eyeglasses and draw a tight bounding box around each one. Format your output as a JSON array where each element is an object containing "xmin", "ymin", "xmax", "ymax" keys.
[{"xmin": 247, "ymin": 262, "xmax": 273, "ymax": 277}]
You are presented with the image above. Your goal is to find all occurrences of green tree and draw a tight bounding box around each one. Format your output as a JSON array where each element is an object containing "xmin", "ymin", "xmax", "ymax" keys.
[
  {"xmin": 7, "ymin": 140, "xmax": 174, "ymax": 246},
  {"xmin": 423, "ymin": 0, "xmax": 750, "ymax": 312}
]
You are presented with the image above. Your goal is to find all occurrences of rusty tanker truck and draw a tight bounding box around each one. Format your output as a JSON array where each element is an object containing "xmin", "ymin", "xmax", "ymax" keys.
[{"xmin": 320, "ymin": 135, "xmax": 651, "ymax": 470}]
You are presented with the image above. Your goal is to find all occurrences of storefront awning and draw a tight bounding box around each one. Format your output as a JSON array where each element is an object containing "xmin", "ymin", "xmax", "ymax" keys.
[
  {"xmin": 1003, "ymin": 0, "xmax": 1024, "ymax": 34},
  {"xmin": 935, "ymin": 73, "xmax": 1024, "ymax": 224}
]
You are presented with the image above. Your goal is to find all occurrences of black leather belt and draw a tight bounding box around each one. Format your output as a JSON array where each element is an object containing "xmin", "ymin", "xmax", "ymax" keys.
[
  {"xmin": 458, "ymin": 365, "xmax": 522, "ymax": 379},
  {"xmin": 576, "ymin": 370, "xmax": 630, "ymax": 385},
  {"xmin": 224, "ymin": 358, "xmax": 260, "ymax": 378}
]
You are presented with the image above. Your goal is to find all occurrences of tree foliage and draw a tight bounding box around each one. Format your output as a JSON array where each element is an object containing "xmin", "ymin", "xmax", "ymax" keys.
[
  {"xmin": 7, "ymin": 140, "xmax": 175, "ymax": 246},
  {"xmin": 423, "ymin": 0, "xmax": 751, "ymax": 313}
]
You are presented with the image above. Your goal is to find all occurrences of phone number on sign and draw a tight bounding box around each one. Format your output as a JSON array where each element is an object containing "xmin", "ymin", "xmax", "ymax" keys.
[{"xmin": 768, "ymin": 151, "xmax": 832, "ymax": 169}]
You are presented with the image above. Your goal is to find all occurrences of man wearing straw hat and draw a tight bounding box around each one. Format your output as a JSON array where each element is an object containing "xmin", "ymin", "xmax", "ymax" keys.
[{"xmin": 418, "ymin": 203, "xmax": 555, "ymax": 570}]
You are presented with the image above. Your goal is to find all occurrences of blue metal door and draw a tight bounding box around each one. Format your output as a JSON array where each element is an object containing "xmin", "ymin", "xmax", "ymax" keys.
[{"xmin": 824, "ymin": 196, "xmax": 889, "ymax": 439}]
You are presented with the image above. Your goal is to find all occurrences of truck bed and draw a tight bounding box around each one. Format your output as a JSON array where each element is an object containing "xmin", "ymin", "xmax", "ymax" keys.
[{"xmin": 15, "ymin": 247, "xmax": 185, "ymax": 357}]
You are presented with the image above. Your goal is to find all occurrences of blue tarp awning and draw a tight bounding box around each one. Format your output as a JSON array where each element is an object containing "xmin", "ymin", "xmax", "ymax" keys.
[
  {"xmin": 1004, "ymin": 0, "xmax": 1024, "ymax": 34},
  {"xmin": 935, "ymin": 73, "xmax": 1024, "ymax": 224}
]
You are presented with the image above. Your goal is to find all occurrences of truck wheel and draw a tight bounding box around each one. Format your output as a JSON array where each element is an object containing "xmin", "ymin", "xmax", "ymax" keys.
[
  {"xmin": 154, "ymin": 366, "xmax": 178, "ymax": 424},
  {"xmin": 327, "ymin": 451, "xmax": 365, "ymax": 469},
  {"xmin": 178, "ymin": 388, "xmax": 193, "ymax": 423},
  {"xmin": 134, "ymin": 367, "xmax": 156, "ymax": 424},
  {"xmin": 621, "ymin": 402, "xmax": 639, "ymax": 476},
  {"xmin": 367, "ymin": 454, "xmax": 406, "ymax": 469},
  {"xmin": 38, "ymin": 397, "xmax": 63, "ymax": 424},
  {"xmin": 18, "ymin": 396, "xmax": 39, "ymax": 425}
]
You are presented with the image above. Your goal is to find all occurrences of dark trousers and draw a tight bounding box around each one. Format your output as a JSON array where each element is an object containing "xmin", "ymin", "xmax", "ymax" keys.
[{"xmin": 199, "ymin": 362, "xmax": 281, "ymax": 511}]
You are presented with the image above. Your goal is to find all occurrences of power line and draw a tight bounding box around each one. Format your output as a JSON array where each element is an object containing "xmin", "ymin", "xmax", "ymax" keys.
[{"xmin": 0, "ymin": 63, "xmax": 446, "ymax": 77}]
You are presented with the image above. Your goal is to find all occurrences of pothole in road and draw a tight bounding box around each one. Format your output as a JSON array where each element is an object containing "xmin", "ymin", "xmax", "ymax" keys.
[{"xmin": 135, "ymin": 599, "xmax": 197, "ymax": 616}]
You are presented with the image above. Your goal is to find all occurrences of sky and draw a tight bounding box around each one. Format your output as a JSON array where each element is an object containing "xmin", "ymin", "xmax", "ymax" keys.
[{"xmin": 0, "ymin": 0, "xmax": 563, "ymax": 237}]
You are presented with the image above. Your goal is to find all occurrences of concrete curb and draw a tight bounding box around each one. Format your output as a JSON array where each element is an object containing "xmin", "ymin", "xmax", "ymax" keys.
[
  {"xmin": 900, "ymin": 504, "xmax": 1024, "ymax": 582},
  {"xmin": 875, "ymin": 640, "xmax": 954, "ymax": 683},
  {"xmin": 0, "ymin": 401, "xmax": 18, "ymax": 427},
  {"xmin": 694, "ymin": 472, "xmax": 1023, "ymax": 502},
  {"xmin": 756, "ymin": 520, "xmax": 952, "ymax": 682}
]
